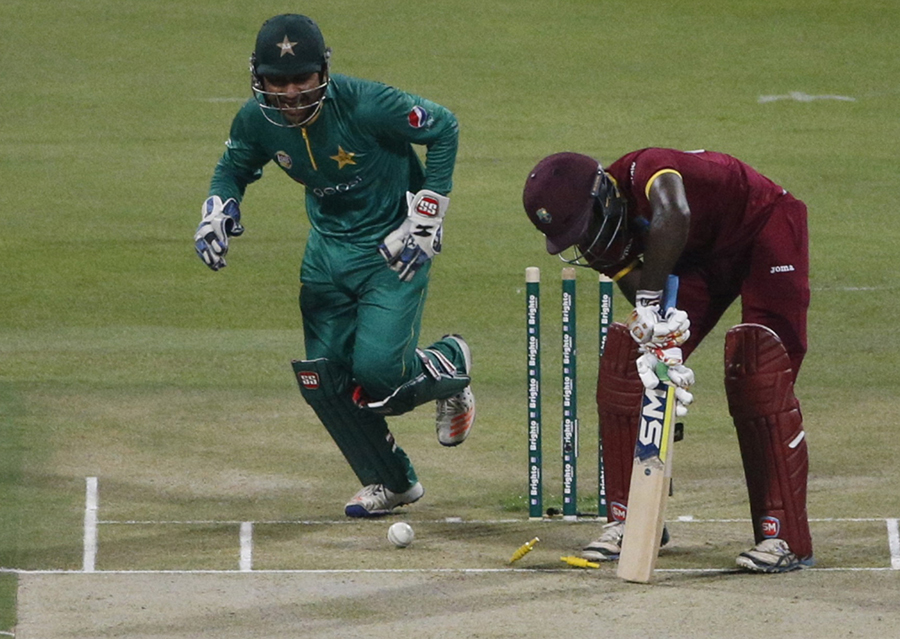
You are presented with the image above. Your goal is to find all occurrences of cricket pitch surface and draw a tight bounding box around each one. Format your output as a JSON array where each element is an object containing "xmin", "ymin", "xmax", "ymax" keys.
[{"xmin": 17, "ymin": 569, "xmax": 900, "ymax": 638}]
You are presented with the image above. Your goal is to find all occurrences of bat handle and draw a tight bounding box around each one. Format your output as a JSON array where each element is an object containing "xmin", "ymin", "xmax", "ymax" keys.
[
  {"xmin": 662, "ymin": 274, "xmax": 679, "ymax": 311},
  {"xmin": 655, "ymin": 274, "xmax": 680, "ymax": 382}
]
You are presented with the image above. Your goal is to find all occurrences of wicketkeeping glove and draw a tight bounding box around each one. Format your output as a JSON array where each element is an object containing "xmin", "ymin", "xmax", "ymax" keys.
[
  {"xmin": 194, "ymin": 196, "xmax": 244, "ymax": 271},
  {"xmin": 378, "ymin": 189, "xmax": 449, "ymax": 282}
]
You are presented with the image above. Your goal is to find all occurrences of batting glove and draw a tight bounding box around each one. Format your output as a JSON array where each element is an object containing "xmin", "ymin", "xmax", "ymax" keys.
[
  {"xmin": 636, "ymin": 349, "xmax": 695, "ymax": 417},
  {"xmin": 636, "ymin": 350, "xmax": 663, "ymax": 390},
  {"xmin": 673, "ymin": 387, "xmax": 694, "ymax": 417},
  {"xmin": 651, "ymin": 308, "xmax": 691, "ymax": 348},
  {"xmin": 194, "ymin": 196, "xmax": 244, "ymax": 271},
  {"xmin": 378, "ymin": 189, "xmax": 449, "ymax": 282},
  {"xmin": 627, "ymin": 290, "xmax": 664, "ymax": 344}
]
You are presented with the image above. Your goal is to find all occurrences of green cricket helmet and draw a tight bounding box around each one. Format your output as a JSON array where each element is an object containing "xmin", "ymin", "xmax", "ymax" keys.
[
  {"xmin": 250, "ymin": 14, "xmax": 331, "ymax": 127},
  {"xmin": 523, "ymin": 152, "xmax": 632, "ymax": 269}
]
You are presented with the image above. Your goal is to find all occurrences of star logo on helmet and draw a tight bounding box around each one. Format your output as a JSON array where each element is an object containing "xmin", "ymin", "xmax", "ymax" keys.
[
  {"xmin": 277, "ymin": 35, "xmax": 298, "ymax": 57},
  {"xmin": 536, "ymin": 208, "xmax": 552, "ymax": 224}
]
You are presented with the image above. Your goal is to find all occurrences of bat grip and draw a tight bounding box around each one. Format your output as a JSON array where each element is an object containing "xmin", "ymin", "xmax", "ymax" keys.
[
  {"xmin": 655, "ymin": 274, "xmax": 680, "ymax": 382},
  {"xmin": 662, "ymin": 274, "xmax": 679, "ymax": 311}
]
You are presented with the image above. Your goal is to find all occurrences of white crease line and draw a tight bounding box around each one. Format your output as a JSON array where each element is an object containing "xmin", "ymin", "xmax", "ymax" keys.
[
  {"xmin": 239, "ymin": 522, "xmax": 253, "ymax": 572},
  {"xmin": 72, "ymin": 478, "xmax": 900, "ymax": 575},
  {"xmin": 96, "ymin": 517, "xmax": 889, "ymax": 526},
  {"xmin": 83, "ymin": 477, "xmax": 98, "ymax": 573},
  {"xmin": 3, "ymin": 567, "xmax": 897, "ymax": 575},
  {"xmin": 887, "ymin": 519, "xmax": 900, "ymax": 570}
]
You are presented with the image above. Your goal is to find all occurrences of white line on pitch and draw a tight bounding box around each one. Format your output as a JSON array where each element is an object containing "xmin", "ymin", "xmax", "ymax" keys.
[
  {"xmin": 96, "ymin": 516, "xmax": 890, "ymax": 526},
  {"xmin": 758, "ymin": 92, "xmax": 856, "ymax": 103},
  {"xmin": 83, "ymin": 477, "xmax": 98, "ymax": 573},
  {"xmin": 239, "ymin": 522, "xmax": 253, "ymax": 572},
  {"xmin": 3, "ymin": 566, "xmax": 898, "ymax": 575},
  {"xmin": 887, "ymin": 519, "xmax": 900, "ymax": 570}
]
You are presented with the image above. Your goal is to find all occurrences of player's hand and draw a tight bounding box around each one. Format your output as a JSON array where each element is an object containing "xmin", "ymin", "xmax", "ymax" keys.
[
  {"xmin": 673, "ymin": 386, "xmax": 694, "ymax": 417},
  {"xmin": 667, "ymin": 363, "xmax": 695, "ymax": 388},
  {"xmin": 378, "ymin": 190, "xmax": 449, "ymax": 282},
  {"xmin": 646, "ymin": 344, "xmax": 685, "ymax": 368},
  {"xmin": 636, "ymin": 348, "xmax": 695, "ymax": 417},
  {"xmin": 627, "ymin": 290, "xmax": 663, "ymax": 344},
  {"xmin": 651, "ymin": 308, "xmax": 691, "ymax": 348},
  {"xmin": 636, "ymin": 349, "xmax": 664, "ymax": 390},
  {"xmin": 194, "ymin": 196, "xmax": 244, "ymax": 271}
]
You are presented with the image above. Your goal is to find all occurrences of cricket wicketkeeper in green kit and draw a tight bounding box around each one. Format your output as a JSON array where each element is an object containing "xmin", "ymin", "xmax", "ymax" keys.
[{"xmin": 194, "ymin": 14, "xmax": 475, "ymax": 517}]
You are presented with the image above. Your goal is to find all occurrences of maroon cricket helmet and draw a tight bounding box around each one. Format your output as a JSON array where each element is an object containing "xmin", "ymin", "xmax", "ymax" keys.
[{"xmin": 523, "ymin": 152, "xmax": 604, "ymax": 255}]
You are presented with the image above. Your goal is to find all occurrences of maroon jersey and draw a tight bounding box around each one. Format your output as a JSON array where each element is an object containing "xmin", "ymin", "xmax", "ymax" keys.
[{"xmin": 603, "ymin": 148, "xmax": 788, "ymax": 276}]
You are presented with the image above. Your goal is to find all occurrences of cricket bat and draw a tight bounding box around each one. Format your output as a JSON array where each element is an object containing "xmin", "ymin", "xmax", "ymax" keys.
[{"xmin": 617, "ymin": 274, "xmax": 679, "ymax": 583}]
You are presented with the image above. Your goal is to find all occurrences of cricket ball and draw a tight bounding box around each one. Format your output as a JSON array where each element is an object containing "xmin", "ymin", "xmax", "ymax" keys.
[{"xmin": 387, "ymin": 522, "xmax": 415, "ymax": 548}]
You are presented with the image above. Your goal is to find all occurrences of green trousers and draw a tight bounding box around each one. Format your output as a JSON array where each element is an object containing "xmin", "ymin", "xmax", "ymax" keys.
[{"xmin": 294, "ymin": 232, "xmax": 468, "ymax": 491}]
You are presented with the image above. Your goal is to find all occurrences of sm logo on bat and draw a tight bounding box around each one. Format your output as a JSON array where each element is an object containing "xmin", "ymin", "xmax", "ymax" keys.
[{"xmin": 635, "ymin": 386, "xmax": 672, "ymax": 461}]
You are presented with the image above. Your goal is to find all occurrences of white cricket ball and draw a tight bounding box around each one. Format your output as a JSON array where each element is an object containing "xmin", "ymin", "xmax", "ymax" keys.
[{"xmin": 387, "ymin": 522, "xmax": 415, "ymax": 548}]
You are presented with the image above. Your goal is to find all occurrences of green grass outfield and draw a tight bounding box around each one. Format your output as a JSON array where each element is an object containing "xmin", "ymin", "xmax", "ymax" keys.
[{"xmin": 2, "ymin": 0, "xmax": 899, "ymax": 633}]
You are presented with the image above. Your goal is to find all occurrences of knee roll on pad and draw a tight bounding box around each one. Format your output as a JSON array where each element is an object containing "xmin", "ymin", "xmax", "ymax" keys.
[
  {"xmin": 596, "ymin": 323, "xmax": 644, "ymax": 522},
  {"xmin": 724, "ymin": 324, "xmax": 813, "ymax": 559},
  {"xmin": 725, "ymin": 324, "xmax": 798, "ymax": 416},
  {"xmin": 291, "ymin": 358, "xmax": 417, "ymax": 493}
]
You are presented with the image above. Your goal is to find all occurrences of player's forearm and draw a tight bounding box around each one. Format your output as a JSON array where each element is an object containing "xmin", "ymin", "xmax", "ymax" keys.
[
  {"xmin": 421, "ymin": 118, "xmax": 459, "ymax": 194},
  {"xmin": 209, "ymin": 153, "xmax": 264, "ymax": 202},
  {"xmin": 640, "ymin": 225, "xmax": 687, "ymax": 292},
  {"xmin": 616, "ymin": 267, "xmax": 641, "ymax": 305},
  {"xmin": 641, "ymin": 173, "xmax": 690, "ymax": 292}
]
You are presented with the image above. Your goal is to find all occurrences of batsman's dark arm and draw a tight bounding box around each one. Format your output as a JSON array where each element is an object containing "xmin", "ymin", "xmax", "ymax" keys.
[{"xmin": 639, "ymin": 172, "xmax": 690, "ymax": 293}]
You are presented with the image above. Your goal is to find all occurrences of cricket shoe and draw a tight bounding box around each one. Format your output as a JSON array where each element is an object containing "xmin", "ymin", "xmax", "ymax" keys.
[
  {"xmin": 581, "ymin": 521, "xmax": 671, "ymax": 561},
  {"xmin": 735, "ymin": 538, "xmax": 814, "ymax": 573},
  {"xmin": 435, "ymin": 335, "xmax": 476, "ymax": 447},
  {"xmin": 344, "ymin": 482, "xmax": 424, "ymax": 518}
]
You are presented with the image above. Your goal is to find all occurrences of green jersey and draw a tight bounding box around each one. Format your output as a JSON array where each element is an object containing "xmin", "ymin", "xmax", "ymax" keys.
[{"xmin": 210, "ymin": 73, "xmax": 459, "ymax": 248}]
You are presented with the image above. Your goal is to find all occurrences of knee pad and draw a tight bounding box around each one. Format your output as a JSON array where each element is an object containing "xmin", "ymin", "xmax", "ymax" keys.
[
  {"xmin": 597, "ymin": 323, "xmax": 644, "ymax": 522},
  {"xmin": 291, "ymin": 358, "xmax": 417, "ymax": 493},
  {"xmin": 725, "ymin": 324, "xmax": 813, "ymax": 559}
]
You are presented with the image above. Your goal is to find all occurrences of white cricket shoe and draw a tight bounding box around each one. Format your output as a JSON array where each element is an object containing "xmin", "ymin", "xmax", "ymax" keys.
[
  {"xmin": 435, "ymin": 335, "xmax": 476, "ymax": 447},
  {"xmin": 581, "ymin": 521, "xmax": 671, "ymax": 561},
  {"xmin": 582, "ymin": 521, "xmax": 625, "ymax": 561},
  {"xmin": 736, "ymin": 538, "xmax": 812, "ymax": 573},
  {"xmin": 344, "ymin": 482, "xmax": 424, "ymax": 518}
]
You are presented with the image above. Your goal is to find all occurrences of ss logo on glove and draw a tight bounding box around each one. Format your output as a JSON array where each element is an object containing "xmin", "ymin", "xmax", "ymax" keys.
[
  {"xmin": 415, "ymin": 196, "xmax": 441, "ymax": 217},
  {"xmin": 379, "ymin": 189, "xmax": 450, "ymax": 282}
]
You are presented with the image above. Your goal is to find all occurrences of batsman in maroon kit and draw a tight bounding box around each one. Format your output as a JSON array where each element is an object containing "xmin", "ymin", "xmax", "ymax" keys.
[{"xmin": 523, "ymin": 148, "xmax": 813, "ymax": 573}]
